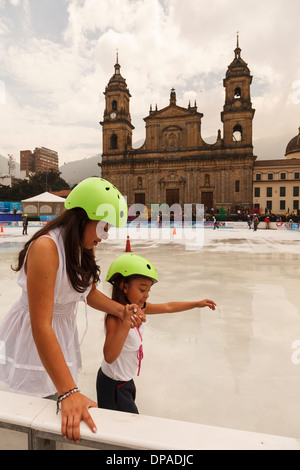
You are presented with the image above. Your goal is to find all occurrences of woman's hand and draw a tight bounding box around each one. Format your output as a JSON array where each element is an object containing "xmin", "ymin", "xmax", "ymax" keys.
[
  {"xmin": 87, "ymin": 288, "xmax": 146, "ymax": 323},
  {"xmin": 61, "ymin": 392, "xmax": 98, "ymax": 442},
  {"xmin": 124, "ymin": 304, "xmax": 146, "ymax": 328},
  {"xmin": 197, "ymin": 299, "xmax": 217, "ymax": 310}
]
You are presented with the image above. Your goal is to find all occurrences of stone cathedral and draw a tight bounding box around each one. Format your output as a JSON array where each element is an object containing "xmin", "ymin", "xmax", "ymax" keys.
[{"xmin": 100, "ymin": 40, "xmax": 256, "ymax": 213}]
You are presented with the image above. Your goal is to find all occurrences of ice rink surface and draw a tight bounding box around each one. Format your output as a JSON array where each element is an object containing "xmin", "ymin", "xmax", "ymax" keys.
[{"xmin": 1, "ymin": 224, "xmax": 300, "ymax": 439}]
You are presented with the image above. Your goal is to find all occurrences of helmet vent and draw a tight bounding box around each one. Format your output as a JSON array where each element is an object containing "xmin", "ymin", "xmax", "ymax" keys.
[
  {"xmin": 120, "ymin": 211, "xmax": 124, "ymax": 218},
  {"xmin": 147, "ymin": 264, "xmax": 151, "ymax": 270},
  {"xmin": 105, "ymin": 187, "xmax": 110, "ymax": 191}
]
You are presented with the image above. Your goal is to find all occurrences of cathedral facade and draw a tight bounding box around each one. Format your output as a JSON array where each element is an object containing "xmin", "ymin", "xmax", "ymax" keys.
[{"xmin": 100, "ymin": 42, "xmax": 256, "ymax": 214}]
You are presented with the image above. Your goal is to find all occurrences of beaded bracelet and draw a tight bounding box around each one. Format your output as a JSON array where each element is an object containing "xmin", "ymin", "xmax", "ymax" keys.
[{"xmin": 56, "ymin": 387, "xmax": 80, "ymax": 415}]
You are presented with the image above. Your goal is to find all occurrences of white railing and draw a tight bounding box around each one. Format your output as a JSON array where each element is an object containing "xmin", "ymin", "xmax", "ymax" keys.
[{"xmin": 0, "ymin": 390, "xmax": 300, "ymax": 451}]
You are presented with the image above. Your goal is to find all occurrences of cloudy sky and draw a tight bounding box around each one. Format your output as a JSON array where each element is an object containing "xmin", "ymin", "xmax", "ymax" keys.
[{"xmin": 0, "ymin": 0, "xmax": 299, "ymax": 166}]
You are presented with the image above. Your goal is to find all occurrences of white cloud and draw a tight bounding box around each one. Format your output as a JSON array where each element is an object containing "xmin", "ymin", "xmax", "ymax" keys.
[{"xmin": 0, "ymin": 0, "xmax": 299, "ymax": 164}]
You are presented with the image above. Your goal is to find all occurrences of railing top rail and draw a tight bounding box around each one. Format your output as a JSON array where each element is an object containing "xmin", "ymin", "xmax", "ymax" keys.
[{"xmin": 1, "ymin": 390, "xmax": 300, "ymax": 450}]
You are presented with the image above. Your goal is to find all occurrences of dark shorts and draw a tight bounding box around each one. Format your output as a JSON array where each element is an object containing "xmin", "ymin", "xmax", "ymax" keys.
[{"xmin": 96, "ymin": 368, "xmax": 139, "ymax": 414}]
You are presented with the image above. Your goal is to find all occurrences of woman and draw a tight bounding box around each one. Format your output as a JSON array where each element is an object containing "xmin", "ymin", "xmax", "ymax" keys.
[{"xmin": 0, "ymin": 177, "xmax": 144, "ymax": 442}]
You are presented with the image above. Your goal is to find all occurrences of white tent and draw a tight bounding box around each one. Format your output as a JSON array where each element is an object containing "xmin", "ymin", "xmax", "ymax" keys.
[
  {"xmin": 21, "ymin": 192, "xmax": 66, "ymax": 217},
  {"xmin": 21, "ymin": 192, "xmax": 66, "ymax": 203}
]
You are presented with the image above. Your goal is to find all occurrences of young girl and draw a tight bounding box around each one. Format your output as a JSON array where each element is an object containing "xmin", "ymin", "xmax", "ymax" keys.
[
  {"xmin": 96, "ymin": 253, "xmax": 216, "ymax": 414},
  {"xmin": 0, "ymin": 177, "xmax": 144, "ymax": 443}
]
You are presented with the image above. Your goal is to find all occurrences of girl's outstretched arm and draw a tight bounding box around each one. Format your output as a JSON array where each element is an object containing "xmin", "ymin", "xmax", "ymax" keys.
[{"xmin": 145, "ymin": 299, "xmax": 216, "ymax": 314}]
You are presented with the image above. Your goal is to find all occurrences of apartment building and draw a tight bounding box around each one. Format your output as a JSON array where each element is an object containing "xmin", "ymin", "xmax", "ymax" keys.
[{"xmin": 20, "ymin": 147, "xmax": 59, "ymax": 176}]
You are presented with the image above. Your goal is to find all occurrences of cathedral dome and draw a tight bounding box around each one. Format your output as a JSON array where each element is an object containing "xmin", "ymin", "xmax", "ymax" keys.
[
  {"xmin": 105, "ymin": 55, "xmax": 130, "ymax": 94},
  {"xmin": 226, "ymin": 47, "xmax": 251, "ymax": 78},
  {"xmin": 285, "ymin": 127, "xmax": 300, "ymax": 159},
  {"xmin": 225, "ymin": 36, "xmax": 251, "ymax": 79}
]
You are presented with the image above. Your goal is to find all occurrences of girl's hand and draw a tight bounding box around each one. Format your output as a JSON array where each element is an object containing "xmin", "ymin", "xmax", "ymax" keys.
[
  {"xmin": 61, "ymin": 392, "xmax": 98, "ymax": 442},
  {"xmin": 126, "ymin": 304, "xmax": 146, "ymax": 328},
  {"xmin": 198, "ymin": 299, "xmax": 217, "ymax": 310}
]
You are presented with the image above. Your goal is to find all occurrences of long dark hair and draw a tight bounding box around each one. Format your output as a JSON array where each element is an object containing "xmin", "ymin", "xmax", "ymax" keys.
[
  {"xmin": 13, "ymin": 208, "xmax": 100, "ymax": 293},
  {"xmin": 111, "ymin": 275, "xmax": 127, "ymax": 304}
]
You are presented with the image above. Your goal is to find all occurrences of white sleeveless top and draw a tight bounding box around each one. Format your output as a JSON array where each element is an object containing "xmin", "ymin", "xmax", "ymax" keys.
[
  {"xmin": 101, "ymin": 317, "xmax": 144, "ymax": 382},
  {"xmin": 0, "ymin": 227, "xmax": 92, "ymax": 397}
]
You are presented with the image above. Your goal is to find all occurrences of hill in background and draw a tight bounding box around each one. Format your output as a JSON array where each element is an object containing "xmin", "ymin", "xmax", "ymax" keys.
[{"xmin": 59, "ymin": 154, "xmax": 101, "ymax": 187}]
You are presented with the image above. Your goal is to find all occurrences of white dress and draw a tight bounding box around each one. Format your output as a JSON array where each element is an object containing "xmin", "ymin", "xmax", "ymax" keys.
[
  {"xmin": 0, "ymin": 227, "xmax": 91, "ymax": 397},
  {"xmin": 101, "ymin": 320, "xmax": 144, "ymax": 382}
]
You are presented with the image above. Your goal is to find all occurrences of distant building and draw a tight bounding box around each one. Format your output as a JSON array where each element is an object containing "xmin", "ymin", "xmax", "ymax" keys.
[
  {"xmin": 100, "ymin": 40, "xmax": 256, "ymax": 213},
  {"xmin": 0, "ymin": 173, "xmax": 13, "ymax": 187},
  {"xmin": 20, "ymin": 147, "xmax": 59, "ymax": 176},
  {"xmin": 253, "ymin": 128, "xmax": 300, "ymax": 215},
  {"xmin": 20, "ymin": 150, "xmax": 35, "ymax": 174},
  {"xmin": 100, "ymin": 44, "xmax": 300, "ymax": 217}
]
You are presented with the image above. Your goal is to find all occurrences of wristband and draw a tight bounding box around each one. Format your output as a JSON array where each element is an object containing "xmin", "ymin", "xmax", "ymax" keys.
[{"xmin": 56, "ymin": 387, "xmax": 80, "ymax": 415}]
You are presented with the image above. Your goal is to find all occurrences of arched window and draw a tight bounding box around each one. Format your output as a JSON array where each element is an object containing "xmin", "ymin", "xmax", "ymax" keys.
[
  {"xmin": 40, "ymin": 204, "xmax": 52, "ymax": 214},
  {"xmin": 23, "ymin": 204, "xmax": 37, "ymax": 214},
  {"xmin": 169, "ymin": 132, "xmax": 177, "ymax": 149},
  {"xmin": 232, "ymin": 124, "xmax": 243, "ymax": 142},
  {"xmin": 111, "ymin": 133, "xmax": 118, "ymax": 149},
  {"xmin": 234, "ymin": 87, "xmax": 241, "ymax": 99},
  {"xmin": 112, "ymin": 100, "xmax": 118, "ymax": 111}
]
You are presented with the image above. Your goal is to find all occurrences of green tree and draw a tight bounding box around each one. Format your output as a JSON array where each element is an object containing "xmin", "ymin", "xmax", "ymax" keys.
[
  {"xmin": 29, "ymin": 169, "xmax": 69, "ymax": 192},
  {"xmin": 0, "ymin": 171, "xmax": 70, "ymax": 202},
  {"xmin": 0, "ymin": 179, "xmax": 44, "ymax": 201}
]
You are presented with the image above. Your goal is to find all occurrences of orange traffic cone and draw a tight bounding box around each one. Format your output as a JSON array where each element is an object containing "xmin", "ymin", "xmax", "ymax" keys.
[
  {"xmin": 125, "ymin": 235, "xmax": 132, "ymax": 252},
  {"xmin": 173, "ymin": 226, "xmax": 176, "ymax": 235},
  {"xmin": 0, "ymin": 226, "xmax": 3, "ymax": 235}
]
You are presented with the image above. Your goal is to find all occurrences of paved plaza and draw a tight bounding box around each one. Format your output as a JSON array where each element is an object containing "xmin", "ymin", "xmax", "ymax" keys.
[{"xmin": 1, "ymin": 225, "xmax": 300, "ymax": 439}]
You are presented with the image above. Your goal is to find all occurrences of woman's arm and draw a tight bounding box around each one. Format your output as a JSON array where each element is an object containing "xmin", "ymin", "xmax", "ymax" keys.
[
  {"xmin": 87, "ymin": 285, "xmax": 146, "ymax": 324},
  {"xmin": 87, "ymin": 285, "xmax": 125, "ymax": 319},
  {"xmin": 145, "ymin": 299, "xmax": 216, "ymax": 314},
  {"xmin": 103, "ymin": 305, "xmax": 135, "ymax": 364},
  {"xmin": 26, "ymin": 237, "xmax": 97, "ymax": 443}
]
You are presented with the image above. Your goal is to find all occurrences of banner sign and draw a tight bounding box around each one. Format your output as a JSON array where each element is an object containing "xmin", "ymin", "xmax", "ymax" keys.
[
  {"xmin": 0, "ymin": 201, "xmax": 10, "ymax": 214},
  {"xmin": 0, "ymin": 201, "xmax": 23, "ymax": 214},
  {"xmin": 10, "ymin": 202, "xmax": 23, "ymax": 214}
]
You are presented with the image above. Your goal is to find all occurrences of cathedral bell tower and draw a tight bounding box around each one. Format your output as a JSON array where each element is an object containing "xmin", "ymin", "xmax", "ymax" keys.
[
  {"xmin": 221, "ymin": 35, "xmax": 255, "ymax": 149},
  {"xmin": 100, "ymin": 54, "xmax": 134, "ymax": 155}
]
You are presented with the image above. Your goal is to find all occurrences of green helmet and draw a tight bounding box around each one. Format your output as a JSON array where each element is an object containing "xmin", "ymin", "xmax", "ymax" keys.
[
  {"xmin": 106, "ymin": 253, "xmax": 158, "ymax": 284},
  {"xmin": 65, "ymin": 177, "xmax": 128, "ymax": 227}
]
